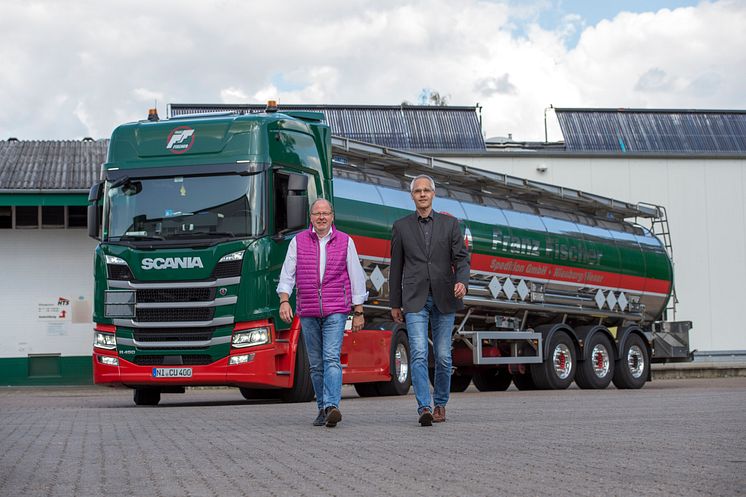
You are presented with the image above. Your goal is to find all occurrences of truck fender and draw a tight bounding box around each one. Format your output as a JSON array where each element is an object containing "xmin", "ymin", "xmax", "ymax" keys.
[
  {"xmin": 533, "ymin": 323, "xmax": 579, "ymax": 361},
  {"xmin": 574, "ymin": 325, "xmax": 618, "ymax": 361}
]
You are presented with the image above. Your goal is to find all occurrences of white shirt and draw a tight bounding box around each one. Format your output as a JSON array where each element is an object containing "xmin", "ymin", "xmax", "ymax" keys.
[{"xmin": 276, "ymin": 227, "xmax": 369, "ymax": 305}]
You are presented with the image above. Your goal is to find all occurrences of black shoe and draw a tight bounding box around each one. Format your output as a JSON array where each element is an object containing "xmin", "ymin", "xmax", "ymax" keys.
[
  {"xmin": 418, "ymin": 408, "xmax": 434, "ymax": 427},
  {"xmin": 325, "ymin": 406, "xmax": 342, "ymax": 427},
  {"xmin": 313, "ymin": 409, "xmax": 326, "ymax": 426}
]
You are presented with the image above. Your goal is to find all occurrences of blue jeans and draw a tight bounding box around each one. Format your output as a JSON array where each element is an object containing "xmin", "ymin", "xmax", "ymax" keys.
[
  {"xmin": 300, "ymin": 313, "xmax": 347, "ymax": 410},
  {"xmin": 405, "ymin": 295, "xmax": 455, "ymax": 413}
]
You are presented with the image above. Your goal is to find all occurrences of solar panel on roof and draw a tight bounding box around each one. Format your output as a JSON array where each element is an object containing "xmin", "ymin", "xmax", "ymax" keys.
[{"xmin": 556, "ymin": 109, "xmax": 746, "ymax": 153}]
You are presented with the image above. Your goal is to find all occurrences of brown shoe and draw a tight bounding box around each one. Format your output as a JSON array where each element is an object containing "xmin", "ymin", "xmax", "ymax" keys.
[
  {"xmin": 418, "ymin": 408, "xmax": 433, "ymax": 426},
  {"xmin": 433, "ymin": 405, "xmax": 446, "ymax": 423}
]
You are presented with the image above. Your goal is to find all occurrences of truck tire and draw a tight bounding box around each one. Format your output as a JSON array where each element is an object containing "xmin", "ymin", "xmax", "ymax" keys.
[
  {"xmin": 376, "ymin": 329, "xmax": 412, "ymax": 396},
  {"xmin": 512, "ymin": 373, "xmax": 536, "ymax": 390},
  {"xmin": 531, "ymin": 330, "xmax": 576, "ymax": 390},
  {"xmin": 239, "ymin": 388, "xmax": 279, "ymax": 400},
  {"xmin": 133, "ymin": 388, "xmax": 161, "ymax": 406},
  {"xmin": 278, "ymin": 337, "xmax": 315, "ymax": 403},
  {"xmin": 612, "ymin": 333, "xmax": 649, "ymax": 389},
  {"xmin": 354, "ymin": 383, "xmax": 380, "ymax": 397},
  {"xmin": 449, "ymin": 372, "xmax": 472, "ymax": 392},
  {"xmin": 472, "ymin": 368, "xmax": 512, "ymax": 391},
  {"xmin": 575, "ymin": 333, "xmax": 615, "ymax": 389}
]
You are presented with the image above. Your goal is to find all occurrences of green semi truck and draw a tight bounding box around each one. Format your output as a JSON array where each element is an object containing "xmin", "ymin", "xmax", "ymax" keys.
[{"xmin": 88, "ymin": 103, "xmax": 691, "ymax": 405}]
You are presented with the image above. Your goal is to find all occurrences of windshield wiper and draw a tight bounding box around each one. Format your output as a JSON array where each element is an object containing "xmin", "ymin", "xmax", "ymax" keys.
[
  {"xmin": 112, "ymin": 234, "xmax": 166, "ymax": 241},
  {"xmin": 168, "ymin": 231, "xmax": 235, "ymax": 238}
]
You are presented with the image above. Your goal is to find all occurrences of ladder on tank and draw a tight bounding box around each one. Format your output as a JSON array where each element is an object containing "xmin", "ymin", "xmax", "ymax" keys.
[{"xmin": 636, "ymin": 203, "xmax": 678, "ymax": 321}]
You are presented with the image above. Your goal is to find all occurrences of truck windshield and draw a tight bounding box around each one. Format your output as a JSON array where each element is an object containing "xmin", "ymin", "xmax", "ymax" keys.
[{"xmin": 105, "ymin": 173, "xmax": 263, "ymax": 241}]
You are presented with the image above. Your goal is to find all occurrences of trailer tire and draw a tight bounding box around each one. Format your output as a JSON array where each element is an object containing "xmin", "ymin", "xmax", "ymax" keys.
[
  {"xmin": 376, "ymin": 329, "xmax": 411, "ymax": 396},
  {"xmin": 133, "ymin": 388, "xmax": 161, "ymax": 406},
  {"xmin": 612, "ymin": 333, "xmax": 649, "ymax": 389},
  {"xmin": 278, "ymin": 337, "xmax": 315, "ymax": 403},
  {"xmin": 512, "ymin": 373, "xmax": 536, "ymax": 390},
  {"xmin": 449, "ymin": 372, "xmax": 472, "ymax": 392},
  {"xmin": 575, "ymin": 333, "xmax": 615, "ymax": 389},
  {"xmin": 531, "ymin": 330, "xmax": 576, "ymax": 390},
  {"xmin": 472, "ymin": 368, "xmax": 513, "ymax": 391}
]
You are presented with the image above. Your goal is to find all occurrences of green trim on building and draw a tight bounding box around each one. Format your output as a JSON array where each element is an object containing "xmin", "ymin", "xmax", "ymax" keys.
[
  {"xmin": 0, "ymin": 356, "xmax": 93, "ymax": 386},
  {"xmin": 0, "ymin": 193, "xmax": 88, "ymax": 206}
]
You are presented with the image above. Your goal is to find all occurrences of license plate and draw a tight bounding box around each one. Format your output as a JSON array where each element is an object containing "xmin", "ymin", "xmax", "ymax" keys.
[{"xmin": 152, "ymin": 367, "xmax": 192, "ymax": 378}]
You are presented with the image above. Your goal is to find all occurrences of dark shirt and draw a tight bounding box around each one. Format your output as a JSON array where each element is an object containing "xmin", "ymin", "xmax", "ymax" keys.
[{"xmin": 417, "ymin": 213, "xmax": 434, "ymax": 254}]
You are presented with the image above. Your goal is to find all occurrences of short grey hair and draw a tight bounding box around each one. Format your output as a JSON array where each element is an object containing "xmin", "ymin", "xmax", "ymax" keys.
[
  {"xmin": 310, "ymin": 198, "xmax": 334, "ymax": 214},
  {"xmin": 409, "ymin": 174, "xmax": 436, "ymax": 193}
]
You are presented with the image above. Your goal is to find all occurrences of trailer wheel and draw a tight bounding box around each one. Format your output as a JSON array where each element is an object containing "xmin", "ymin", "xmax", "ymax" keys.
[
  {"xmin": 376, "ymin": 329, "xmax": 412, "ymax": 396},
  {"xmin": 531, "ymin": 330, "xmax": 576, "ymax": 390},
  {"xmin": 575, "ymin": 334, "xmax": 615, "ymax": 389},
  {"xmin": 278, "ymin": 337, "xmax": 315, "ymax": 403},
  {"xmin": 472, "ymin": 368, "xmax": 513, "ymax": 391},
  {"xmin": 133, "ymin": 388, "xmax": 161, "ymax": 406},
  {"xmin": 512, "ymin": 373, "xmax": 536, "ymax": 390},
  {"xmin": 612, "ymin": 333, "xmax": 649, "ymax": 389}
]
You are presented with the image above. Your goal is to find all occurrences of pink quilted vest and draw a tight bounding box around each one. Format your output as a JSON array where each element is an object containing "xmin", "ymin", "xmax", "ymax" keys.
[{"xmin": 295, "ymin": 226, "xmax": 352, "ymax": 318}]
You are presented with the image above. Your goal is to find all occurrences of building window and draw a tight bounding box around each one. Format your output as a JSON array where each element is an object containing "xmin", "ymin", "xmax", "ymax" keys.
[
  {"xmin": 15, "ymin": 206, "xmax": 39, "ymax": 228},
  {"xmin": 67, "ymin": 206, "xmax": 87, "ymax": 228},
  {"xmin": 0, "ymin": 206, "xmax": 10, "ymax": 229},
  {"xmin": 42, "ymin": 206, "xmax": 65, "ymax": 228}
]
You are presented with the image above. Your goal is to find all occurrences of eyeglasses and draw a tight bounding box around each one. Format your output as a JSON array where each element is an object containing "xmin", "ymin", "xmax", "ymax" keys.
[
  {"xmin": 412, "ymin": 188, "xmax": 433, "ymax": 195},
  {"xmin": 311, "ymin": 211, "xmax": 333, "ymax": 217}
]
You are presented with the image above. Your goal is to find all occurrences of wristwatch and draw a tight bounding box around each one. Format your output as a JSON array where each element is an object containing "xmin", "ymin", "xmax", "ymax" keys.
[{"xmin": 353, "ymin": 311, "xmax": 364, "ymax": 317}]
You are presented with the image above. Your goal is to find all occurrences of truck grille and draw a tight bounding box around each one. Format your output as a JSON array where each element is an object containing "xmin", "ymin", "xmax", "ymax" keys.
[
  {"xmin": 133, "ymin": 355, "xmax": 213, "ymax": 366},
  {"xmin": 136, "ymin": 288, "xmax": 215, "ymax": 303},
  {"xmin": 133, "ymin": 327, "xmax": 215, "ymax": 342},
  {"xmin": 213, "ymin": 260, "xmax": 243, "ymax": 278},
  {"xmin": 136, "ymin": 308, "xmax": 214, "ymax": 322}
]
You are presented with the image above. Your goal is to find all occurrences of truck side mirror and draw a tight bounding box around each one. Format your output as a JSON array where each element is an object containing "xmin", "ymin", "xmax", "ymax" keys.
[
  {"xmin": 286, "ymin": 174, "xmax": 309, "ymax": 230},
  {"xmin": 87, "ymin": 181, "xmax": 104, "ymax": 240}
]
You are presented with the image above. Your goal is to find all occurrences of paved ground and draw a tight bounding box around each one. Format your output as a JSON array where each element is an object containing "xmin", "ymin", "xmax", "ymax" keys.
[{"xmin": 1, "ymin": 378, "xmax": 745, "ymax": 497}]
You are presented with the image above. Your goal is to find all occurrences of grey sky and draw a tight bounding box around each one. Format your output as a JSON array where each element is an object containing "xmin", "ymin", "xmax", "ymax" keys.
[{"xmin": 1, "ymin": 0, "xmax": 743, "ymax": 141}]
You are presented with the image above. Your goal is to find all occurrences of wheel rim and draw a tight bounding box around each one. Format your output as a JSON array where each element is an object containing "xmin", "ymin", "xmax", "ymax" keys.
[
  {"xmin": 395, "ymin": 343, "xmax": 409, "ymax": 383},
  {"xmin": 627, "ymin": 344, "xmax": 645, "ymax": 378},
  {"xmin": 552, "ymin": 344, "xmax": 572, "ymax": 379},
  {"xmin": 591, "ymin": 344, "xmax": 610, "ymax": 378}
]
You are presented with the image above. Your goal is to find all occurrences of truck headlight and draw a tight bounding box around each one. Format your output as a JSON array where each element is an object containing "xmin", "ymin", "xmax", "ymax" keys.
[
  {"xmin": 97, "ymin": 355, "xmax": 119, "ymax": 366},
  {"xmin": 229, "ymin": 353, "xmax": 255, "ymax": 365},
  {"xmin": 232, "ymin": 327, "xmax": 270, "ymax": 348},
  {"xmin": 219, "ymin": 250, "xmax": 245, "ymax": 263},
  {"xmin": 94, "ymin": 332, "xmax": 117, "ymax": 350}
]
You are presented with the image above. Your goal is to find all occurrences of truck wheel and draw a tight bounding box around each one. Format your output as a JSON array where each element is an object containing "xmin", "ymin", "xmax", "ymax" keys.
[
  {"xmin": 133, "ymin": 388, "xmax": 161, "ymax": 406},
  {"xmin": 531, "ymin": 330, "xmax": 576, "ymax": 390},
  {"xmin": 239, "ymin": 388, "xmax": 279, "ymax": 400},
  {"xmin": 278, "ymin": 337, "xmax": 315, "ymax": 403},
  {"xmin": 512, "ymin": 373, "xmax": 536, "ymax": 390},
  {"xmin": 376, "ymin": 329, "xmax": 411, "ymax": 396},
  {"xmin": 472, "ymin": 368, "xmax": 512, "ymax": 391},
  {"xmin": 575, "ymin": 333, "xmax": 615, "ymax": 389},
  {"xmin": 449, "ymin": 372, "xmax": 472, "ymax": 392},
  {"xmin": 612, "ymin": 334, "xmax": 649, "ymax": 389},
  {"xmin": 354, "ymin": 383, "xmax": 380, "ymax": 397}
]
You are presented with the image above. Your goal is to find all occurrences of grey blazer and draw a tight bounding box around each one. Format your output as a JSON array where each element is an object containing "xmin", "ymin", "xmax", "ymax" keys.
[{"xmin": 389, "ymin": 211, "xmax": 470, "ymax": 314}]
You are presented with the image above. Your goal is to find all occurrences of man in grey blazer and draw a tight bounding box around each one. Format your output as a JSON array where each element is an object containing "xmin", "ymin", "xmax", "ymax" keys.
[{"xmin": 390, "ymin": 174, "xmax": 470, "ymax": 426}]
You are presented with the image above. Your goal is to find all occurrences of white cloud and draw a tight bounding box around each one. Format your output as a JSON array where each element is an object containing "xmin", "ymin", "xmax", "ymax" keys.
[{"xmin": 0, "ymin": 0, "xmax": 743, "ymax": 141}]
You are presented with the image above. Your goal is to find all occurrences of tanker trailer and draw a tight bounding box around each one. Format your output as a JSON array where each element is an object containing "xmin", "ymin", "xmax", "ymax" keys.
[{"xmin": 329, "ymin": 136, "xmax": 691, "ymax": 393}]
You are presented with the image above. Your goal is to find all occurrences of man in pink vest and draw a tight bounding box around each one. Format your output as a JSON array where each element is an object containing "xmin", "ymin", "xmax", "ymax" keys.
[{"xmin": 277, "ymin": 199, "xmax": 368, "ymax": 427}]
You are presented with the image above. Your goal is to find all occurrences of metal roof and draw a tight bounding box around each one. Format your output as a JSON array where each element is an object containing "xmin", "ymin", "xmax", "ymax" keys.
[
  {"xmin": 168, "ymin": 103, "xmax": 486, "ymax": 152},
  {"xmin": 556, "ymin": 108, "xmax": 746, "ymax": 153},
  {"xmin": 0, "ymin": 139, "xmax": 107, "ymax": 193}
]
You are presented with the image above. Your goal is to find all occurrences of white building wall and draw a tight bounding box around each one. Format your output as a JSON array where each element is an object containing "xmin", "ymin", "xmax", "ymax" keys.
[
  {"xmin": 448, "ymin": 154, "xmax": 746, "ymax": 352},
  {"xmin": 0, "ymin": 230, "xmax": 97, "ymax": 358}
]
